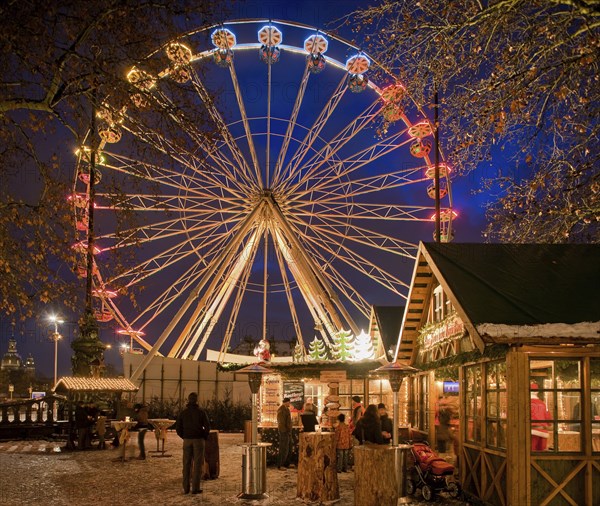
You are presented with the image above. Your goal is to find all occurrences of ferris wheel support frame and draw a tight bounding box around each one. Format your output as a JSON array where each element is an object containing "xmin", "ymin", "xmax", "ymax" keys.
[{"xmin": 130, "ymin": 201, "xmax": 266, "ymax": 381}]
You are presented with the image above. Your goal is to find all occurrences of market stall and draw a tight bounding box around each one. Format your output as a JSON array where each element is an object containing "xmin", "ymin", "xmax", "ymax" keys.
[{"xmin": 396, "ymin": 243, "xmax": 600, "ymax": 506}]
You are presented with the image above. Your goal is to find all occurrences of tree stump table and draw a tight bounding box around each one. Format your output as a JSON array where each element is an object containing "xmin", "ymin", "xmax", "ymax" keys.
[
  {"xmin": 354, "ymin": 444, "xmax": 398, "ymax": 506},
  {"xmin": 296, "ymin": 432, "xmax": 339, "ymax": 503}
]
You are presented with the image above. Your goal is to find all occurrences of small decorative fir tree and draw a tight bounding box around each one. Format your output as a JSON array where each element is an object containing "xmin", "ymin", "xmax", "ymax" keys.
[
  {"xmin": 353, "ymin": 330, "xmax": 374, "ymax": 360},
  {"xmin": 308, "ymin": 336, "xmax": 329, "ymax": 361},
  {"xmin": 293, "ymin": 343, "xmax": 306, "ymax": 363},
  {"xmin": 331, "ymin": 329, "xmax": 355, "ymax": 361}
]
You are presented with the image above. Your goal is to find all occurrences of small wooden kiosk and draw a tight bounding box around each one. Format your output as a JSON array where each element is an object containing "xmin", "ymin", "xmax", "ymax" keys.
[
  {"xmin": 396, "ymin": 243, "xmax": 600, "ymax": 506},
  {"xmin": 244, "ymin": 360, "xmax": 404, "ymax": 464},
  {"xmin": 54, "ymin": 376, "xmax": 139, "ymax": 449}
]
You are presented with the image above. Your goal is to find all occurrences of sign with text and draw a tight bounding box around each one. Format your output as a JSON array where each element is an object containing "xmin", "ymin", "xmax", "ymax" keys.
[
  {"xmin": 320, "ymin": 370, "xmax": 347, "ymax": 383},
  {"xmin": 283, "ymin": 381, "xmax": 304, "ymax": 411}
]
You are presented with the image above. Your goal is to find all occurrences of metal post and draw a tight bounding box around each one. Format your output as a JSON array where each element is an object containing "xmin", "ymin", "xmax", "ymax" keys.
[
  {"xmin": 393, "ymin": 388, "xmax": 400, "ymax": 447},
  {"xmin": 251, "ymin": 391, "xmax": 258, "ymax": 445},
  {"xmin": 54, "ymin": 335, "xmax": 59, "ymax": 388}
]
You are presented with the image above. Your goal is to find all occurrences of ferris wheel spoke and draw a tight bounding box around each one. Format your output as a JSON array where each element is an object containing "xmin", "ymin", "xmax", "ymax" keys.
[
  {"xmin": 299, "ymin": 165, "xmax": 429, "ymax": 201},
  {"xmin": 291, "ymin": 128, "xmax": 415, "ymax": 200},
  {"xmin": 270, "ymin": 62, "xmax": 312, "ymax": 187},
  {"xmin": 279, "ymin": 98, "xmax": 382, "ymax": 197},
  {"xmin": 94, "ymin": 193, "xmax": 245, "ymax": 214},
  {"xmin": 106, "ymin": 220, "xmax": 230, "ymax": 289},
  {"xmin": 131, "ymin": 260, "xmax": 213, "ymax": 333},
  {"xmin": 293, "ymin": 201, "xmax": 434, "ymax": 222},
  {"xmin": 276, "ymin": 74, "xmax": 349, "ymax": 189},
  {"xmin": 188, "ymin": 67, "xmax": 258, "ymax": 188},
  {"xmin": 228, "ymin": 61, "xmax": 263, "ymax": 187},
  {"xmin": 269, "ymin": 199, "xmax": 358, "ymax": 337},
  {"xmin": 97, "ymin": 211, "xmax": 232, "ymax": 253},
  {"xmin": 100, "ymin": 124, "xmax": 246, "ymax": 200},
  {"xmin": 145, "ymin": 87, "xmax": 255, "ymax": 193},
  {"xmin": 127, "ymin": 229, "xmax": 239, "ymax": 329},
  {"xmin": 298, "ymin": 223, "xmax": 411, "ymax": 296},
  {"xmin": 157, "ymin": 200, "xmax": 267, "ymax": 360},
  {"xmin": 289, "ymin": 213, "xmax": 417, "ymax": 259}
]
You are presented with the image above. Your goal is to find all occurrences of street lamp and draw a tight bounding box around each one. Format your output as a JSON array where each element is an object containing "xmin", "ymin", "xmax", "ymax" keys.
[{"xmin": 48, "ymin": 315, "xmax": 64, "ymax": 388}]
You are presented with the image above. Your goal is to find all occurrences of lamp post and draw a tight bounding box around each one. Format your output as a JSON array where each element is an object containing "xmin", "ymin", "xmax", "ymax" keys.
[
  {"xmin": 236, "ymin": 362, "xmax": 273, "ymax": 499},
  {"xmin": 48, "ymin": 315, "xmax": 64, "ymax": 388}
]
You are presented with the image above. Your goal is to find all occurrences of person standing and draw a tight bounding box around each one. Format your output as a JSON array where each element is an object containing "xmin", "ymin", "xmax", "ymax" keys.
[
  {"xmin": 354, "ymin": 404, "xmax": 385, "ymax": 445},
  {"xmin": 530, "ymin": 384, "xmax": 551, "ymax": 451},
  {"xmin": 349, "ymin": 396, "xmax": 364, "ymax": 435},
  {"xmin": 277, "ymin": 397, "xmax": 293, "ymax": 470},
  {"xmin": 75, "ymin": 401, "xmax": 91, "ymax": 450},
  {"xmin": 378, "ymin": 403, "xmax": 393, "ymax": 445},
  {"xmin": 176, "ymin": 392, "xmax": 211, "ymax": 494},
  {"xmin": 134, "ymin": 403, "xmax": 150, "ymax": 460},
  {"xmin": 334, "ymin": 413, "xmax": 352, "ymax": 472}
]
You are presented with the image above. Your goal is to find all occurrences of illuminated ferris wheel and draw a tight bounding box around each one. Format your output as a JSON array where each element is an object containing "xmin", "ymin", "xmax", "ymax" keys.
[{"xmin": 71, "ymin": 20, "xmax": 454, "ymax": 364}]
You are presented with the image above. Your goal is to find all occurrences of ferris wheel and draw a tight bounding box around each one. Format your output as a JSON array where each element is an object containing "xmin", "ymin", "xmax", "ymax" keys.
[{"xmin": 71, "ymin": 20, "xmax": 454, "ymax": 367}]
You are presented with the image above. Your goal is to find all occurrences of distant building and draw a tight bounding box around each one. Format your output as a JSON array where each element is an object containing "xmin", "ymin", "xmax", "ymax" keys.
[{"xmin": 1, "ymin": 338, "xmax": 35, "ymax": 376}]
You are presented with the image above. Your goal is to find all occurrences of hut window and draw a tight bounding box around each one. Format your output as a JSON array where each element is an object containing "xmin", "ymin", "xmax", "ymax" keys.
[
  {"xmin": 530, "ymin": 359, "xmax": 583, "ymax": 453},
  {"xmin": 433, "ymin": 285, "xmax": 444, "ymax": 322},
  {"xmin": 465, "ymin": 364, "xmax": 482, "ymax": 444},
  {"xmin": 485, "ymin": 361, "xmax": 507, "ymax": 449}
]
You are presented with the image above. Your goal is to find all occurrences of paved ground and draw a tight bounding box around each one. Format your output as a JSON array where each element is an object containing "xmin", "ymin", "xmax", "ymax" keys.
[{"xmin": 0, "ymin": 434, "xmax": 471, "ymax": 505}]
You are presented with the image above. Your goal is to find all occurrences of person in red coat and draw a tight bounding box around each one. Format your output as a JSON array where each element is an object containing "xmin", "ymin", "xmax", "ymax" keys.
[{"xmin": 530, "ymin": 384, "xmax": 552, "ymax": 451}]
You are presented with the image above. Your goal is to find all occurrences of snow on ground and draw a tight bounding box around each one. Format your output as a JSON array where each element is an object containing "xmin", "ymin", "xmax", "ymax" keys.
[{"xmin": 0, "ymin": 433, "xmax": 470, "ymax": 505}]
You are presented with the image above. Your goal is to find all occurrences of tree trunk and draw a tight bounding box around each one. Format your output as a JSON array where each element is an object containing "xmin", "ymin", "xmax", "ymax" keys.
[
  {"xmin": 296, "ymin": 432, "xmax": 339, "ymax": 502},
  {"xmin": 354, "ymin": 445, "xmax": 398, "ymax": 506}
]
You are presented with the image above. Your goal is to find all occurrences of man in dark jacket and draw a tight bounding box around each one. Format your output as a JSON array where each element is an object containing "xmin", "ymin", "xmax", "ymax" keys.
[
  {"xmin": 276, "ymin": 398, "xmax": 293, "ymax": 470},
  {"xmin": 176, "ymin": 392, "xmax": 211, "ymax": 494}
]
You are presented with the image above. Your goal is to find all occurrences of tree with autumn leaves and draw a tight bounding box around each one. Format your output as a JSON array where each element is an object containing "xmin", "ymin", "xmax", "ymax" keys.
[
  {"xmin": 0, "ymin": 1, "xmax": 228, "ymax": 323},
  {"xmin": 348, "ymin": 0, "xmax": 599, "ymax": 243}
]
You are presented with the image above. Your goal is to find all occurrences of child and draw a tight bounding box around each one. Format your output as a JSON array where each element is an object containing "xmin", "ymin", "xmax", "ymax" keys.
[{"xmin": 334, "ymin": 413, "xmax": 352, "ymax": 472}]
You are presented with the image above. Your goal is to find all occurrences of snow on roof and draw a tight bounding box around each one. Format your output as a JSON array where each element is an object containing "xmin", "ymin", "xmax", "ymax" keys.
[
  {"xmin": 54, "ymin": 377, "xmax": 138, "ymax": 393},
  {"xmin": 477, "ymin": 321, "xmax": 600, "ymax": 340}
]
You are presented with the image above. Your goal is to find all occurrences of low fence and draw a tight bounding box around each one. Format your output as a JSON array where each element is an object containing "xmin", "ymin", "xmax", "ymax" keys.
[{"xmin": 0, "ymin": 395, "xmax": 65, "ymax": 439}]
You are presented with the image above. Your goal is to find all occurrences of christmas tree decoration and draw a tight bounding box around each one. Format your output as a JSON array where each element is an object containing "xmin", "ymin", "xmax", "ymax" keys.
[
  {"xmin": 331, "ymin": 329, "xmax": 355, "ymax": 362},
  {"xmin": 293, "ymin": 343, "xmax": 306, "ymax": 363},
  {"xmin": 308, "ymin": 336, "xmax": 329, "ymax": 361},
  {"xmin": 352, "ymin": 329, "xmax": 375, "ymax": 361}
]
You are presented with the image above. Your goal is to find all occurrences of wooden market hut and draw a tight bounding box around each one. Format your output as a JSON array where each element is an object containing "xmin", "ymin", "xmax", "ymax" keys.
[
  {"xmin": 54, "ymin": 376, "xmax": 139, "ymax": 448},
  {"xmin": 396, "ymin": 242, "xmax": 600, "ymax": 506}
]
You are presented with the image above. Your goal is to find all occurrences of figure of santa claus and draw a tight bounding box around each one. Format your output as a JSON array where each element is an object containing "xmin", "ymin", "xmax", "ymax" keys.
[{"xmin": 253, "ymin": 338, "xmax": 271, "ymax": 361}]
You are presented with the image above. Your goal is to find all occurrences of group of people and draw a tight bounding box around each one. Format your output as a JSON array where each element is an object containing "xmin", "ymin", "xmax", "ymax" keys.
[{"xmin": 277, "ymin": 395, "xmax": 395, "ymax": 473}]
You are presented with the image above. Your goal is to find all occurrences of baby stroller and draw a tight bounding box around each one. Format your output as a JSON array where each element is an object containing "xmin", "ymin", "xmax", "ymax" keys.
[{"xmin": 405, "ymin": 442, "xmax": 461, "ymax": 501}]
